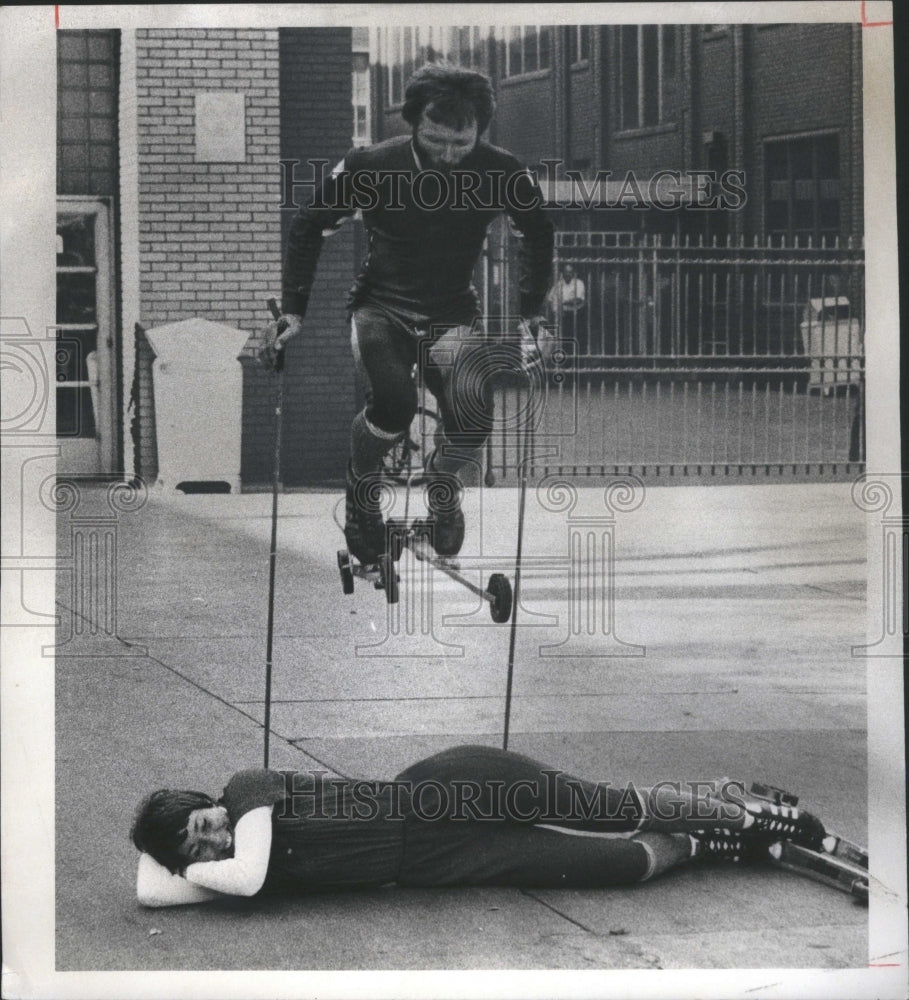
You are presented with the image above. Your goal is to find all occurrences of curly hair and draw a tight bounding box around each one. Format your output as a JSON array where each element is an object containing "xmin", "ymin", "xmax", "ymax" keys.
[
  {"xmin": 401, "ymin": 63, "xmax": 496, "ymax": 134},
  {"xmin": 130, "ymin": 788, "xmax": 216, "ymax": 873}
]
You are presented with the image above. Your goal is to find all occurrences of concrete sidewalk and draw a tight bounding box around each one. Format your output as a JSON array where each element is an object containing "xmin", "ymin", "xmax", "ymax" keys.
[{"xmin": 54, "ymin": 481, "xmax": 869, "ymax": 972}]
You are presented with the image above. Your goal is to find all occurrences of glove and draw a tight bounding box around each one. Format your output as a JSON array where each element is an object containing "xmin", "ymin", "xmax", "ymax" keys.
[
  {"xmin": 260, "ymin": 313, "xmax": 303, "ymax": 372},
  {"xmin": 518, "ymin": 315, "xmax": 554, "ymax": 372}
]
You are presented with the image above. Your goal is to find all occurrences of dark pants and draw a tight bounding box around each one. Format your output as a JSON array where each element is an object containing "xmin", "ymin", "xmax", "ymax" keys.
[
  {"xmin": 351, "ymin": 305, "xmax": 496, "ymax": 476},
  {"xmin": 394, "ymin": 745, "xmax": 650, "ymax": 888}
]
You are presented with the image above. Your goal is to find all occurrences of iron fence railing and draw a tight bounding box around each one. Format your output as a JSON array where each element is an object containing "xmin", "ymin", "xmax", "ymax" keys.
[{"xmin": 481, "ymin": 229, "xmax": 865, "ymax": 482}]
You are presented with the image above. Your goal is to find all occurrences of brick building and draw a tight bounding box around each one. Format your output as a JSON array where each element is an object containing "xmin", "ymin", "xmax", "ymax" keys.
[
  {"xmin": 371, "ymin": 23, "xmax": 863, "ymax": 242},
  {"xmin": 55, "ymin": 22, "xmax": 863, "ymax": 488},
  {"xmin": 56, "ymin": 27, "xmax": 356, "ymax": 488}
]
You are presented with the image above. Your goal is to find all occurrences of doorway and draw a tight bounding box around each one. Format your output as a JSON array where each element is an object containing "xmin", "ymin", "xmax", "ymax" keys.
[{"xmin": 55, "ymin": 197, "xmax": 117, "ymax": 474}]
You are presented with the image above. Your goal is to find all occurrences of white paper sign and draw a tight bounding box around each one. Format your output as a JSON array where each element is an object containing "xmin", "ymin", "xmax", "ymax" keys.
[{"xmin": 195, "ymin": 90, "xmax": 246, "ymax": 162}]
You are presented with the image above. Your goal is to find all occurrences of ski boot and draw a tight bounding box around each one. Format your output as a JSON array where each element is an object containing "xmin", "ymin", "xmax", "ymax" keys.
[
  {"xmin": 738, "ymin": 784, "xmax": 827, "ymax": 851},
  {"xmin": 344, "ymin": 465, "xmax": 387, "ymax": 566},
  {"xmin": 424, "ymin": 472, "xmax": 465, "ymax": 557}
]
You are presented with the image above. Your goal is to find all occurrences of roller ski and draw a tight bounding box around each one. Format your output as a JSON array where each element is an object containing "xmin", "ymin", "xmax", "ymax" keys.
[
  {"xmin": 335, "ymin": 545, "xmax": 399, "ymax": 603},
  {"xmin": 335, "ymin": 466, "xmax": 399, "ymax": 603},
  {"xmin": 335, "ymin": 503, "xmax": 511, "ymax": 621},
  {"xmin": 385, "ymin": 462, "xmax": 512, "ymax": 623},
  {"xmin": 732, "ymin": 781, "xmax": 869, "ymax": 902},
  {"xmin": 384, "ymin": 514, "xmax": 513, "ymax": 624},
  {"xmin": 762, "ymin": 839, "xmax": 868, "ymax": 902},
  {"xmin": 335, "ymin": 413, "xmax": 514, "ymax": 621}
]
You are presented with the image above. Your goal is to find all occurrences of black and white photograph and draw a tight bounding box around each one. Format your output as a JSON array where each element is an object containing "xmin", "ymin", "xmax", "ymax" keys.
[{"xmin": 1, "ymin": 3, "xmax": 906, "ymax": 998}]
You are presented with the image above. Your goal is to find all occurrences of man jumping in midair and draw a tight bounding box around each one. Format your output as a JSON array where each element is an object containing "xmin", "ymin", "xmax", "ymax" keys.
[{"xmin": 264, "ymin": 63, "xmax": 554, "ymax": 564}]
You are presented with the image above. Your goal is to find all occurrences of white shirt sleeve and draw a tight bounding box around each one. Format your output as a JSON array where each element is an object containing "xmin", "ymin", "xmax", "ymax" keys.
[
  {"xmin": 136, "ymin": 852, "xmax": 223, "ymax": 908},
  {"xmin": 183, "ymin": 805, "xmax": 273, "ymax": 897},
  {"xmin": 135, "ymin": 805, "xmax": 274, "ymax": 906}
]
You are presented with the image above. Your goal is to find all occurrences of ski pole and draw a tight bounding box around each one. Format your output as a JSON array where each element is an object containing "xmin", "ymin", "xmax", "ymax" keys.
[
  {"xmin": 263, "ymin": 297, "xmax": 283, "ymax": 769},
  {"xmin": 502, "ymin": 345, "xmax": 536, "ymax": 750}
]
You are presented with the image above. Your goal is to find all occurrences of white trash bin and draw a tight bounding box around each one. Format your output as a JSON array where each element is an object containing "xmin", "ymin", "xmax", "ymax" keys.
[
  {"xmin": 799, "ymin": 296, "xmax": 863, "ymax": 395},
  {"xmin": 145, "ymin": 317, "xmax": 249, "ymax": 492}
]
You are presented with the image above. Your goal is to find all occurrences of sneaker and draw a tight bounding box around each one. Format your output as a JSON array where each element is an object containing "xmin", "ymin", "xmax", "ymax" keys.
[
  {"xmin": 690, "ymin": 828, "xmax": 748, "ymax": 863},
  {"xmin": 743, "ymin": 800, "xmax": 826, "ymax": 851},
  {"xmin": 425, "ymin": 474, "xmax": 465, "ymax": 557},
  {"xmin": 344, "ymin": 465, "xmax": 386, "ymax": 565}
]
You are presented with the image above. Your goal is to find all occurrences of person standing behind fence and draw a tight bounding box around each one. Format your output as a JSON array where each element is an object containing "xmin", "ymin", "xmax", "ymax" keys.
[
  {"xmin": 549, "ymin": 263, "xmax": 587, "ymax": 358},
  {"xmin": 263, "ymin": 64, "xmax": 554, "ymax": 564}
]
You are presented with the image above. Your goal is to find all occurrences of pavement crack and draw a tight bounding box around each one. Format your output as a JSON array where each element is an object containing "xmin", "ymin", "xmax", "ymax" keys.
[
  {"xmin": 519, "ymin": 890, "xmax": 596, "ymax": 934},
  {"xmin": 613, "ymin": 558, "xmax": 864, "ymax": 577},
  {"xmin": 802, "ymin": 583, "xmax": 865, "ymax": 600},
  {"xmin": 53, "ymin": 599, "xmax": 142, "ymax": 655},
  {"xmin": 237, "ymin": 689, "xmax": 737, "ymax": 706},
  {"xmin": 124, "ymin": 649, "xmax": 354, "ymax": 778}
]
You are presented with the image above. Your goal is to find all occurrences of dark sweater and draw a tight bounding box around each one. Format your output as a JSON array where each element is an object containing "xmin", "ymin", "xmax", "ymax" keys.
[
  {"xmin": 220, "ymin": 769, "xmax": 405, "ymax": 893},
  {"xmin": 282, "ymin": 135, "xmax": 554, "ymax": 324}
]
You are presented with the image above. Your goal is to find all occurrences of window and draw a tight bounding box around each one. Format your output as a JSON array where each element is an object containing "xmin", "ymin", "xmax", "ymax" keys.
[
  {"xmin": 502, "ymin": 25, "xmax": 553, "ymax": 77},
  {"xmin": 765, "ymin": 134, "xmax": 840, "ymax": 245},
  {"xmin": 57, "ymin": 29, "xmax": 119, "ymax": 195},
  {"xmin": 389, "ymin": 28, "xmax": 405, "ymax": 105},
  {"xmin": 55, "ymin": 198, "xmax": 117, "ymax": 474},
  {"xmin": 569, "ymin": 25, "xmax": 591, "ymax": 65},
  {"xmin": 618, "ymin": 25, "xmax": 677, "ymax": 129},
  {"xmin": 352, "ymin": 42, "xmax": 371, "ymax": 147},
  {"xmin": 380, "ymin": 26, "xmax": 490, "ymax": 107}
]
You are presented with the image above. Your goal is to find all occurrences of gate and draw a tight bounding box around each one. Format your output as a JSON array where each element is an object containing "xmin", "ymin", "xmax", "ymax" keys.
[{"xmin": 482, "ymin": 228, "xmax": 865, "ymax": 483}]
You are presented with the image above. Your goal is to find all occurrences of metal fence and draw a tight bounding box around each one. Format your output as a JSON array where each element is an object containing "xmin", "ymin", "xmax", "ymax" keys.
[{"xmin": 483, "ymin": 229, "xmax": 865, "ymax": 482}]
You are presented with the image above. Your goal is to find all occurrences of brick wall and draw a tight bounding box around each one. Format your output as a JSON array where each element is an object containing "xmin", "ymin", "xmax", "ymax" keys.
[
  {"xmin": 133, "ymin": 28, "xmax": 283, "ymax": 486},
  {"xmin": 748, "ymin": 23, "xmax": 861, "ymax": 239},
  {"xmin": 696, "ymin": 27, "xmax": 735, "ymax": 169},
  {"xmin": 848, "ymin": 25, "xmax": 863, "ymax": 240},
  {"xmin": 496, "ymin": 73, "xmax": 556, "ymax": 169},
  {"xmin": 684, "ymin": 23, "xmax": 865, "ymax": 242},
  {"xmin": 368, "ymin": 23, "xmax": 862, "ymax": 245},
  {"xmin": 609, "ymin": 128, "xmax": 684, "ymax": 178},
  {"xmin": 749, "ymin": 25, "xmax": 854, "ymax": 140},
  {"xmin": 277, "ymin": 27, "xmax": 355, "ymax": 487},
  {"xmin": 567, "ymin": 63, "xmax": 596, "ymax": 170},
  {"xmin": 135, "ymin": 29, "xmax": 282, "ymax": 329},
  {"xmin": 598, "ymin": 25, "xmax": 686, "ymax": 188}
]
